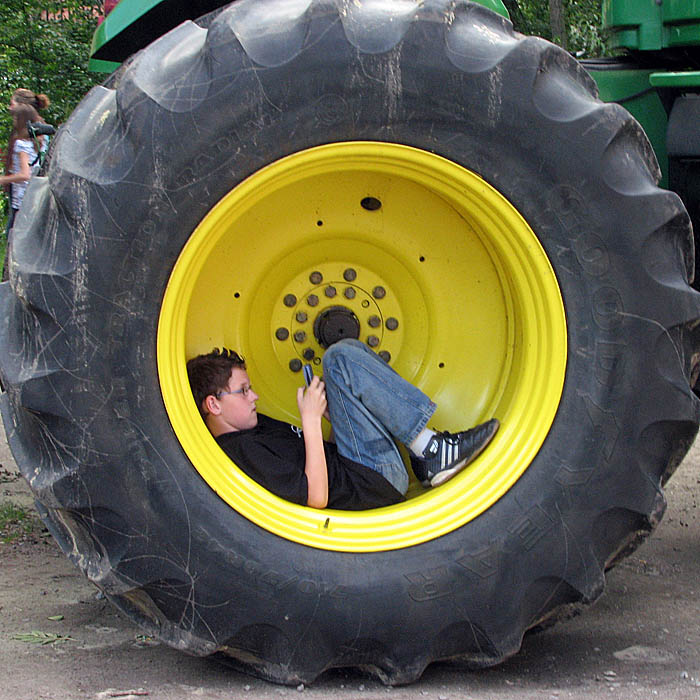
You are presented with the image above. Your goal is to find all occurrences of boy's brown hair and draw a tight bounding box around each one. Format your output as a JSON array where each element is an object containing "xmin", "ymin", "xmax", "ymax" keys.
[{"xmin": 186, "ymin": 348, "xmax": 246, "ymax": 418}]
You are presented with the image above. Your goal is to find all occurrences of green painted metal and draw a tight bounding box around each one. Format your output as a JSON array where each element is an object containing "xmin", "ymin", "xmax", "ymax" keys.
[
  {"xmin": 650, "ymin": 71, "xmax": 700, "ymax": 88},
  {"xmin": 603, "ymin": 0, "xmax": 700, "ymax": 52},
  {"xmin": 87, "ymin": 57, "xmax": 121, "ymax": 73},
  {"xmin": 586, "ymin": 61, "xmax": 669, "ymax": 188},
  {"xmin": 91, "ymin": 0, "xmax": 161, "ymax": 59},
  {"xmin": 473, "ymin": 0, "xmax": 509, "ymax": 18}
]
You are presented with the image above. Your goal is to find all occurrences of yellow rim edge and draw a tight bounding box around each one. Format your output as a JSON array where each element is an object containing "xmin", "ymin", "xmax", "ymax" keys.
[{"xmin": 157, "ymin": 142, "xmax": 567, "ymax": 552}]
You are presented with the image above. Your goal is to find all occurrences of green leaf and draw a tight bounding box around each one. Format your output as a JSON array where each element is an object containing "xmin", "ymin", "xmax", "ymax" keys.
[{"xmin": 12, "ymin": 630, "xmax": 75, "ymax": 645}]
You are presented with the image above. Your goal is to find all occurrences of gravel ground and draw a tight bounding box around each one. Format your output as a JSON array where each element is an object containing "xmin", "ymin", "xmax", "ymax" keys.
[{"xmin": 1, "ymin": 419, "xmax": 699, "ymax": 700}]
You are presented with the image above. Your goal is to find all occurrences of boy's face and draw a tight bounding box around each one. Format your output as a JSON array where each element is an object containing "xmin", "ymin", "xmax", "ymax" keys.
[{"xmin": 210, "ymin": 368, "xmax": 259, "ymax": 432}]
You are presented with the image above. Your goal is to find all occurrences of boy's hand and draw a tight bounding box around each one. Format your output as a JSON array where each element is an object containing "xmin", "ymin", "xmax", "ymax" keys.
[
  {"xmin": 297, "ymin": 376, "xmax": 327, "ymax": 422},
  {"xmin": 297, "ymin": 376, "xmax": 329, "ymax": 509}
]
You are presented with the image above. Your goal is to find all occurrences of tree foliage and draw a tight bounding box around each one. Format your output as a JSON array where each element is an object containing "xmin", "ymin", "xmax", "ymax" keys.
[
  {"xmin": 505, "ymin": 0, "xmax": 606, "ymax": 58},
  {"xmin": 0, "ymin": 1, "xmax": 104, "ymax": 221},
  {"xmin": 0, "ymin": 1, "xmax": 104, "ymax": 139}
]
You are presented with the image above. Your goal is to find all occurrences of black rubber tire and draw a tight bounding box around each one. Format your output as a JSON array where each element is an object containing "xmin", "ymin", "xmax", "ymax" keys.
[{"xmin": 2, "ymin": 0, "xmax": 699, "ymax": 685}]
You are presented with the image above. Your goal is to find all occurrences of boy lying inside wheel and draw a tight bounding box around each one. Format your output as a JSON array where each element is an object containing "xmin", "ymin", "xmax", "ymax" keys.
[{"xmin": 187, "ymin": 339, "xmax": 499, "ymax": 510}]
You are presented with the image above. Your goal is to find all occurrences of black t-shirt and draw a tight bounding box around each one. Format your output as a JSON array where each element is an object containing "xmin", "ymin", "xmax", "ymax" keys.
[{"xmin": 215, "ymin": 414, "xmax": 405, "ymax": 510}]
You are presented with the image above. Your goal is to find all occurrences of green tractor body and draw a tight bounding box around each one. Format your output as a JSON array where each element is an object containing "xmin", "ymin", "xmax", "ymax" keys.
[
  {"xmin": 590, "ymin": 0, "xmax": 700, "ymax": 281},
  {"xmin": 603, "ymin": 0, "xmax": 700, "ymax": 53}
]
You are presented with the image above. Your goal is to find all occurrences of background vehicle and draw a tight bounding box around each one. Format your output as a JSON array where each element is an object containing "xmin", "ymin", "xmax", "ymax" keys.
[{"xmin": 1, "ymin": 0, "xmax": 699, "ymax": 686}]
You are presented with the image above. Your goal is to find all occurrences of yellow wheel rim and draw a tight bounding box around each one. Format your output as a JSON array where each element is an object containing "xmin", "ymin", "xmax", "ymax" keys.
[{"xmin": 158, "ymin": 142, "xmax": 566, "ymax": 552}]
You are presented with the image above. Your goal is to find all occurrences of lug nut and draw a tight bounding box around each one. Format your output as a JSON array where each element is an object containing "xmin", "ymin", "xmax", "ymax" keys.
[
  {"xmin": 372, "ymin": 286, "xmax": 386, "ymax": 299},
  {"xmin": 294, "ymin": 330, "xmax": 306, "ymax": 343},
  {"xmin": 310, "ymin": 271, "xmax": 323, "ymax": 284},
  {"xmin": 325, "ymin": 285, "xmax": 337, "ymax": 298},
  {"xmin": 283, "ymin": 294, "xmax": 297, "ymax": 307},
  {"xmin": 296, "ymin": 311, "xmax": 308, "ymax": 323},
  {"xmin": 308, "ymin": 294, "xmax": 319, "ymax": 307},
  {"xmin": 343, "ymin": 268, "xmax": 357, "ymax": 282},
  {"xmin": 378, "ymin": 351, "xmax": 391, "ymax": 363},
  {"xmin": 367, "ymin": 335, "xmax": 380, "ymax": 347},
  {"xmin": 303, "ymin": 347, "xmax": 315, "ymax": 360},
  {"xmin": 275, "ymin": 327, "xmax": 290, "ymax": 341},
  {"xmin": 386, "ymin": 317, "xmax": 399, "ymax": 330},
  {"xmin": 368, "ymin": 315, "xmax": 381, "ymax": 328},
  {"xmin": 289, "ymin": 358, "xmax": 302, "ymax": 372},
  {"xmin": 344, "ymin": 287, "xmax": 356, "ymax": 299}
]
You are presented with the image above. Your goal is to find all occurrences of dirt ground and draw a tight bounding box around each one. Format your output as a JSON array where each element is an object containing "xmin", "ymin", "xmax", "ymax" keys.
[{"xmin": 1, "ymin": 420, "xmax": 699, "ymax": 700}]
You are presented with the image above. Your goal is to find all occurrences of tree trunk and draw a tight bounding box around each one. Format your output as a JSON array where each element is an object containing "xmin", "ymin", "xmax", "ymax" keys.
[{"xmin": 549, "ymin": 0, "xmax": 567, "ymax": 50}]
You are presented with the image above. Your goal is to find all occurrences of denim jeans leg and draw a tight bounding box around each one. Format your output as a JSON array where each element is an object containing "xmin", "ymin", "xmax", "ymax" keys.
[{"xmin": 322, "ymin": 339, "xmax": 437, "ymax": 494}]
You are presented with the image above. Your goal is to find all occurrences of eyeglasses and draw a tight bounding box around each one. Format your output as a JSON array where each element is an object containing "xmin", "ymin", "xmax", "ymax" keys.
[{"xmin": 217, "ymin": 385, "xmax": 253, "ymax": 399}]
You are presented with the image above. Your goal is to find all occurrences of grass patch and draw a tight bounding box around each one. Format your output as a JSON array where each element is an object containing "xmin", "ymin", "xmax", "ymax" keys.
[{"xmin": 0, "ymin": 502, "xmax": 37, "ymax": 543}]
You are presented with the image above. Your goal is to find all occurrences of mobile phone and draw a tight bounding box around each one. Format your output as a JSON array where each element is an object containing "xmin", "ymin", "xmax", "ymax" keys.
[{"xmin": 303, "ymin": 364, "xmax": 314, "ymax": 387}]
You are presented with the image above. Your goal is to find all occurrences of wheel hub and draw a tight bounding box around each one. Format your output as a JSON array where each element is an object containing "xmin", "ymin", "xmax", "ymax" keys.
[
  {"xmin": 275, "ymin": 269, "xmax": 400, "ymax": 369},
  {"xmin": 313, "ymin": 306, "xmax": 361, "ymax": 349}
]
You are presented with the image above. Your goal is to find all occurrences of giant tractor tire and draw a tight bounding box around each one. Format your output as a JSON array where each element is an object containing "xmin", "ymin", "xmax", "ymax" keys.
[{"xmin": 1, "ymin": 0, "xmax": 699, "ymax": 686}]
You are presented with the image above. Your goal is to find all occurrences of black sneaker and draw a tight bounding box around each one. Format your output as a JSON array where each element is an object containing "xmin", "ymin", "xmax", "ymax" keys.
[{"xmin": 410, "ymin": 418, "xmax": 500, "ymax": 487}]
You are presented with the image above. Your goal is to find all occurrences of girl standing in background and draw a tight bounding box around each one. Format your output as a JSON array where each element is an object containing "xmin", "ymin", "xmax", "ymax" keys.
[{"xmin": 1, "ymin": 102, "xmax": 42, "ymax": 280}]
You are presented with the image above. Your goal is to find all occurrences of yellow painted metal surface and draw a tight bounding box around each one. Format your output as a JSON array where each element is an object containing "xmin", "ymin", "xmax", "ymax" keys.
[{"xmin": 158, "ymin": 142, "xmax": 567, "ymax": 552}]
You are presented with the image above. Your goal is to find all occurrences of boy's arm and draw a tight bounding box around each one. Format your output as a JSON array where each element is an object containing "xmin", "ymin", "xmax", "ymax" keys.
[{"xmin": 297, "ymin": 377, "xmax": 329, "ymax": 509}]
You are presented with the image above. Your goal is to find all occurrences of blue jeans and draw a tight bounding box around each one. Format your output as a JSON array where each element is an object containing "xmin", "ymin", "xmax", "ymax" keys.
[{"xmin": 322, "ymin": 339, "xmax": 436, "ymax": 494}]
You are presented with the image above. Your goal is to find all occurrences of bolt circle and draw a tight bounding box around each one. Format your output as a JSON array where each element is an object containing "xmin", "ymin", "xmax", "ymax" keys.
[{"xmin": 286, "ymin": 271, "xmax": 394, "ymax": 367}]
